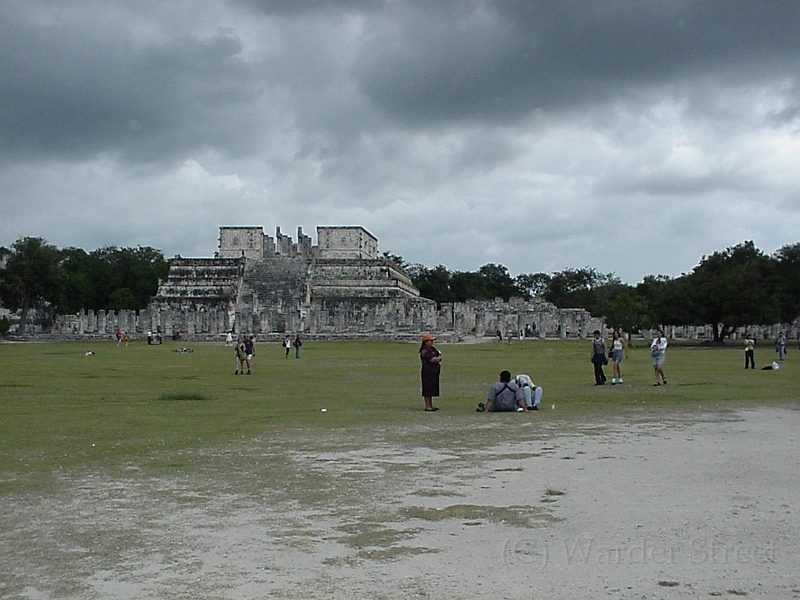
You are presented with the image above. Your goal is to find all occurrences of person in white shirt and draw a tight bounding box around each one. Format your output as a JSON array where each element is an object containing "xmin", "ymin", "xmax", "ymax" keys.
[
  {"xmin": 515, "ymin": 373, "xmax": 543, "ymax": 410},
  {"xmin": 650, "ymin": 329, "xmax": 668, "ymax": 386}
]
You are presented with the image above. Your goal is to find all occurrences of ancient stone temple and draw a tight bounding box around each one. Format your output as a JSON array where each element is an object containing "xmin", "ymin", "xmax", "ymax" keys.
[{"xmin": 150, "ymin": 226, "xmax": 437, "ymax": 338}]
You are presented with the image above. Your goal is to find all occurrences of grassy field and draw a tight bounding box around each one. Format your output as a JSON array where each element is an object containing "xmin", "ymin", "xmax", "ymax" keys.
[{"xmin": 1, "ymin": 337, "xmax": 797, "ymax": 492}]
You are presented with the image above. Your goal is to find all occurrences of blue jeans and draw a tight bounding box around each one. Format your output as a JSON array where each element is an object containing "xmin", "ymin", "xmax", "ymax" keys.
[{"xmin": 521, "ymin": 385, "xmax": 543, "ymax": 408}]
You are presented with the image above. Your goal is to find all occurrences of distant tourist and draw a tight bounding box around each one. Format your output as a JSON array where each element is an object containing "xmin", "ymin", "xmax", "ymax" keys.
[
  {"xmin": 775, "ymin": 332, "xmax": 787, "ymax": 361},
  {"xmin": 243, "ymin": 335, "xmax": 255, "ymax": 374},
  {"xmin": 293, "ymin": 334, "xmax": 303, "ymax": 358},
  {"xmin": 650, "ymin": 329, "xmax": 668, "ymax": 386},
  {"xmin": 234, "ymin": 336, "xmax": 247, "ymax": 375},
  {"xmin": 515, "ymin": 373, "xmax": 542, "ymax": 410},
  {"xmin": 610, "ymin": 330, "xmax": 629, "ymax": 384},
  {"xmin": 484, "ymin": 370, "xmax": 528, "ymax": 412},
  {"xmin": 282, "ymin": 335, "xmax": 291, "ymax": 357},
  {"xmin": 419, "ymin": 333, "xmax": 442, "ymax": 412},
  {"xmin": 226, "ymin": 330, "xmax": 233, "ymax": 346},
  {"xmin": 744, "ymin": 333, "xmax": 756, "ymax": 369},
  {"xmin": 590, "ymin": 330, "xmax": 608, "ymax": 385}
]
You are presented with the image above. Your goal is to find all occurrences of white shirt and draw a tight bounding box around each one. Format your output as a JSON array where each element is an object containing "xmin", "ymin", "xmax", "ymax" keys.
[{"xmin": 515, "ymin": 373, "xmax": 535, "ymax": 388}]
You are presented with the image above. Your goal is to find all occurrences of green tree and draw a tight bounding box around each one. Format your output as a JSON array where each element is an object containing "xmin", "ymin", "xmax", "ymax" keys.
[
  {"xmin": 683, "ymin": 241, "xmax": 780, "ymax": 342},
  {"xmin": 450, "ymin": 270, "xmax": 489, "ymax": 302},
  {"xmin": 407, "ymin": 264, "xmax": 454, "ymax": 307},
  {"xmin": 595, "ymin": 283, "xmax": 650, "ymax": 336},
  {"xmin": 636, "ymin": 274, "xmax": 689, "ymax": 329},
  {"xmin": 57, "ymin": 247, "xmax": 97, "ymax": 313},
  {"xmin": 774, "ymin": 243, "xmax": 800, "ymax": 323},
  {"xmin": 544, "ymin": 267, "xmax": 619, "ymax": 312},
  {"xmin": 0, "ymin": 237, "xmax": 62, "ymax": 331},
  {"xmin": 84, "ymin": 246, "xmax": 169, "ymax": 310},
  {"xmin": 515, "ymin": 272, "xmax": 551, "ymax": 299},
  {"xmin": 477, "ymin": 263, "xmax": 520, "ymax": 301}
]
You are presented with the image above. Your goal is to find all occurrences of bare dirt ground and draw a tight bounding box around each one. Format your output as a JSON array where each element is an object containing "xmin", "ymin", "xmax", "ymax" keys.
[{"xmin": 2, "ymin": 406, "xmax": 799, "ymax": 599}]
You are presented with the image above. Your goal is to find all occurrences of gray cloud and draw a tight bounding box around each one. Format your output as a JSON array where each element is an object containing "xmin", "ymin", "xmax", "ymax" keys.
[{"xmin": 2, "ymin": 0, "xmax": 800, "ymax": 285}]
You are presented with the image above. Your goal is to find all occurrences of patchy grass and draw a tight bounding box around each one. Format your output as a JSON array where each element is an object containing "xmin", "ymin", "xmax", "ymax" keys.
[{"xmin": 0, "ymin": 337, "xmax": 798, "ymax": 494}]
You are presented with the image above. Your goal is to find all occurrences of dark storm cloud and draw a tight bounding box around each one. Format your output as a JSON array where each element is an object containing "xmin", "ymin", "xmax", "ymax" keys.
[
  {"xmin": 352, "ymin": 0, "xmax": 800, "ymax": 125},
  {"xmin": 231, "ymin": 0, "xmax": 386, "ymax": 15},
  {"xmin": 1, "ymin": 0, "xmax": 799, "ymax": 283},
  {"xmin": 0, "ymin": 7, "xmax": 259, "ymax": 164}
]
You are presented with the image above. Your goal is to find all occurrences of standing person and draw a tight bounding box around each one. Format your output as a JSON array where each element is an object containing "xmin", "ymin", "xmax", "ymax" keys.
[
  {"xmin": 419, "ymin": 333, "xmax": 442, "ymax": 412},
  {"xmin": 590, "ymin": 330, "xmax": 608, "ymax": 385},
  {"xmin": 775, "ymin": 332, "xmax": 787, "ymax": 361},
  {"xmin": 515, "ymin": 373, "xmax": 543, "ymax": 410},
  {"xmin": 243, "ymin": 335, "xmax": 255, "ymax": 374},
  {"xmin": 485, "ymin": 370, "xmax": 528, "ymax": 412},
  {"xmin": 650, "ymin": 329, "xmax": 668, "ymax": 386},
  {"xmin": 282, "ymin": 335, "xmax": 291, "ymax": 358},
  {"xmin": 234, "ymin": 336, "xmax": 247, "ymax": 375},
  {"xmin": 610, "ymin": 330, "xmax": 629, "ymax": 384},
  {"xmin": 115, "ymin": 329, "xmax": 122, "ymax": 345},
  {"xmin": 225, "ymin": 330, "xmax": 234, "ymax": 346},
  {"xmin": 744, "ymin": 333, "xmax": 756, "ymax": 369},
  {"xmin": 293, "ymin": 334, "xmax": 303, "ymax": 358}
]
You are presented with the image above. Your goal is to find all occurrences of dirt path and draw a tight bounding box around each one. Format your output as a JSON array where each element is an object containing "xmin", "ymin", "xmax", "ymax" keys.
[{"xmin": 2, "ymin": 407, "xmax": 799, "ymax": 599}]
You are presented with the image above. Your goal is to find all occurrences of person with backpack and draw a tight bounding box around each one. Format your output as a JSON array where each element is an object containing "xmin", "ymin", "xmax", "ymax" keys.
[
  {"xmin": 484, "ymin": 370, "xmax": 529, "ymax": 412},
  {"xmin": 590, "ymin": 329, "xmax": 608, "ymax": 386},
  {"xmin": 292, "ymin": 334, "xmax": 303, "ymax": 358}
]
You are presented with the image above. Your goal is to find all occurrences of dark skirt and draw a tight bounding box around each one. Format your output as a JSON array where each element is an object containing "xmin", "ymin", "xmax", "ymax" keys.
[{"xmin": 421, "ymin": 370, "xmax": 440, "ymax": 397}]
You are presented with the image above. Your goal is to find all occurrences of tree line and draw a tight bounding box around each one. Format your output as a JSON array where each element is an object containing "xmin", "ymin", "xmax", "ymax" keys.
[
  {"xmin": 390, "ymin": 240, "xmax": 800, "ymax": 342},
  {"xmin": 0, "ymin": 237, "xmax": 169, "ymax": 331},
  {"xmin": 2, "ymin": 236, "xmax": 798, "ymax": 342}
]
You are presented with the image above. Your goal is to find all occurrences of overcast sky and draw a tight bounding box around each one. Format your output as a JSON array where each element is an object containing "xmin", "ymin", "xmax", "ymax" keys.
[{"xmin": 2, "ymin": 0, "xmax": 799, "ymax": 284}]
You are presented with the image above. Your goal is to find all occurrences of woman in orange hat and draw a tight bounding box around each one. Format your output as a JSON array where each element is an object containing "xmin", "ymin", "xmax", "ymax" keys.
[{"xmin": 419, "ymin": 333, "xmax": 442, "ymax": 411}]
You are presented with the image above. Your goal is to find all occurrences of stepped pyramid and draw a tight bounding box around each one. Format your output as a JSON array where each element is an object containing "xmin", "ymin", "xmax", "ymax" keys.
[{"xmin": 151, "ymin": 226, "xmax": 435, "ymax": 336}]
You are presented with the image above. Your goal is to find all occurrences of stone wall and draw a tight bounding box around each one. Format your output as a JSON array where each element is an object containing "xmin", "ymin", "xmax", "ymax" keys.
[{"xmin": 17, "ymin": 224, "xmax": 800, "ymax": 342}]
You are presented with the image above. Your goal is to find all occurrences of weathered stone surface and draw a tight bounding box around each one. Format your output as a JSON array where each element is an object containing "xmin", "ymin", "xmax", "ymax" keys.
[{"xmin": 39, "ymin": 225, "xmax": 606, "ymax": 340}]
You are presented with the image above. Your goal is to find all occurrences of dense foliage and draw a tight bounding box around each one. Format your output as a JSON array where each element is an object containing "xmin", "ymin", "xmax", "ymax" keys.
[
  {"xmin": 2, "ymin": 238, "xmax": 798, "ymax": 341},
  {"xmin": 0, "ymin": 237, "xmax": 169, "ymax": 330},
  {"xmin": 401, "ymin": 241, "xmax": 800, "ymax": 342}
]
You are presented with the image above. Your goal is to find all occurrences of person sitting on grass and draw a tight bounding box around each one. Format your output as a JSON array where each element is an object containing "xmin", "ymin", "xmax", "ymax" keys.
[
  {"xmin": 485, "ymin": 370, "xmax": 529, "ymax": 412},
  {"xmin": 515, "ymin": 373, "xmax": 542, "ymax": 410}
]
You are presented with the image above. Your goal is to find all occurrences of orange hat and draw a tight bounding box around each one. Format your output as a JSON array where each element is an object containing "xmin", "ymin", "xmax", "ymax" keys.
[{"xmin": 422, "ymin": 333, "xmax": 436, "ymax": 342}]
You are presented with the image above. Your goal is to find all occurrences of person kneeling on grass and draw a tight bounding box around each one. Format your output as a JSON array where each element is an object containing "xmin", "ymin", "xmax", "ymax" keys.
[{"xmin": 485, "ymin": 370, "xmax": 529, "ymax": 413}]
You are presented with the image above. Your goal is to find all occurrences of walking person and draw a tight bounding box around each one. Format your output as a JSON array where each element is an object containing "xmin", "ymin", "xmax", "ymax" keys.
[
  {"xmin": 590, "ymin": 330, "xmax": 608, "ymax": 385},
  {"xmin": 419, "ymin": 333, "xmax": 442, "ymax": 412},
  {"xmin": 744, "ymin": 333, "xmax": 756, "ymax": 369},
  {"xmin": 242, "ymin": 334, "xmax": 255, "ymax": 374},
  {"xmin": 775, "ymin": 332, "xmax": 787, "ymax": 361},
  {"xmin": 292, "ymin": 334, "xmax": 303, "ymax": 358},
  {"xmin": 610, "ymin": 329, "xmax": 628, "ymax": 384},
  {"xmin": 234, "ymin": 336, "xmax": 247, "ymax": 375},
  {"xmin": 650, "ymin": 329, "xmax": 668, "ymax": 386},
  {"xmin": 282, "ymin": 335, "xmax": 291, "ymax": 358}
]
